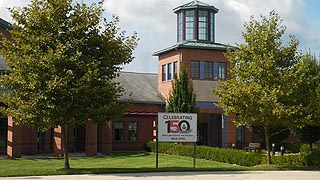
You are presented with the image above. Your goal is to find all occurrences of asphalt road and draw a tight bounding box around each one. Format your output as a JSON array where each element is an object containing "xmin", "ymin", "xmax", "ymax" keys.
[{"xmin": 1, "ymin": 171, "xmax": 320, "ymax": 180}]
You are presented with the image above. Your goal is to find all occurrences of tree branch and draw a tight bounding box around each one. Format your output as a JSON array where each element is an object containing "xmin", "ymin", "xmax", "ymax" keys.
[{"xmin": 269, "ymin": 127, "xmax": 289, "ymax": 138}]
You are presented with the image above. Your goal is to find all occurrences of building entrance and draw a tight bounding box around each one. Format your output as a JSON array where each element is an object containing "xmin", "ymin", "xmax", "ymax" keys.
[
  {"xmin": 0, "ymin": 117, "xmax": 7, "ymax": 154},
  {"xmin": 211, "ymin": 114, "xmax": 222, "ymax": 147}
]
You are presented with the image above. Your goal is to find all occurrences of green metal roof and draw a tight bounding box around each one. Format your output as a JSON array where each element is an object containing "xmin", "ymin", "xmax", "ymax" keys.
[
  {"xmin": 173, "ymin": 0, "xmax": 219, "ymax": 13},
  {"xmin": 152, "ymin": 41, "xmax": 236, "ymax": 56},
  {"xmin": 0, "ymin": 18, "xmax": 12, "ymax": 30}
]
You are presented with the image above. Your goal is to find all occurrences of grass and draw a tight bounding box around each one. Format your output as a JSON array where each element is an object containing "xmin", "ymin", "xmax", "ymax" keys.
[{"xmin": 0, "ymin": 152, "xmax": 297, "ymax": 177}]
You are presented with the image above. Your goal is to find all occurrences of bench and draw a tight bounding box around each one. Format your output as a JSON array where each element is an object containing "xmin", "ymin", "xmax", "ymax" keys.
[{"xmin": 245, "ymin": 143, "xmax": 261, "ymax": 152}]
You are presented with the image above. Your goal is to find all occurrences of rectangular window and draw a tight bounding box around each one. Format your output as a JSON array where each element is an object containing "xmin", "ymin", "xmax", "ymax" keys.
[
  {"xmin": 128, "ymin": 122, "xmax": 138, "ymax": 141},
  {"xmin": 115, "ymin": 122, "xmax": 124, "ymax": 141},
  {"xmin": 215, "ymin": 62, "xmax": 227, "ymax": 80},
  {"xmin": 191, "ymin": 61, "xmax": 200, "ymax": 78},
  {"xmin": 204, "ymin": 61, "xmax": 213, "ymax": 79},
  {"xmin": 178, "ymin": 12, "xmax": 183, "ymax": 42},
  {"xmin": 236, "ymin": 126, "xmax": 243, "ymax": 142},
  {"xmin": 210, "ymin": 12, "xmax": 214, "ymax": 42},
  {"xmin": 168, "ymin": 63, "xmax": 172, "ymax": 80},
  {"xmin": 185, "ymin": 10, "xmax": 194, "ymax": 40},
  {"xmin": 162, "ymin": 64, "xmax": 167, "ymax": 81},
  {"xmin": 173, "ymin": 61, "xmax": 178, "ymax": 78},
  {"xmin": 198, "ymin": 11, "xmax": 208, "ymax": 40}
]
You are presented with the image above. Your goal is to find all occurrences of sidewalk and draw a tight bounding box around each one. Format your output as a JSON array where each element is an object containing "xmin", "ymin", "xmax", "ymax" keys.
[{"xmin": 2, "ymin": 171, "xmax": 320, "ymax": 180}]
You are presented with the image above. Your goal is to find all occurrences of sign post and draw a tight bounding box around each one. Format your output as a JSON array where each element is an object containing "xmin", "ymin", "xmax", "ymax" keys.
[{"xmin": 157, "ymin": 112, "xmax": 197, "ymax": 168}]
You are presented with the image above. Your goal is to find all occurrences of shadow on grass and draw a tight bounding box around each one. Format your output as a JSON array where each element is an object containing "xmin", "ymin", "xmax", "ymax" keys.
[{"xmin": 62, "ymin": 167, "xmax": 247, "ymax": 175}]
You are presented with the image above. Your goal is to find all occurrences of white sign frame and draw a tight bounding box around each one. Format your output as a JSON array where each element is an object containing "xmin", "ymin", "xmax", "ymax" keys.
[{"xmin": 157, "ymin": 112, "xmax": 197, "ymax": 142}]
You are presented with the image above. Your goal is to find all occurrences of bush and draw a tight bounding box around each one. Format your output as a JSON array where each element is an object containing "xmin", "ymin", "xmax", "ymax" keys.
[
  {"xmin": 146, "ymin": 141, "xmax": 262, "ymax": 166},
  {"xmin": 271, "ymin": 154, "xmax": 306, "ymax": 167},
  {"xmin": 306, "ymin": 151, "xmax": 320, "ymax": 166},
  {"xmin": 270, "ymin": 150, "xmax": 320, "ymax": 167},
  {"xmin": 300, "ymin": 144, "xmax": 317, "ymax": 154}
]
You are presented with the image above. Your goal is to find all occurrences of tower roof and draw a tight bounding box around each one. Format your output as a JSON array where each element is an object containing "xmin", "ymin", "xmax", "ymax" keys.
[{"xmin": 173, "ymin": 0, "xmax": 219, "ymax": 13}]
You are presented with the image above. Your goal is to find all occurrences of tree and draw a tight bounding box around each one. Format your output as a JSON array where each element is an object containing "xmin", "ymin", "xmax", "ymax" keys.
[
  {"xmin": 291, "ymin": 126, "xmax": 320, "ymax": 152},
  {"xmin": 251, "ymin": 125, "xmax": 290, "ymax": 148},
  {"xmin": 0, "ymin": 0, "xmax": 137, "ymax": 170},
  {"xmin": 166, "ymin": 63, "xmax": 196, "ymax": 113},
  {"xmin": 213, "ymin": 11, "xmax": 305, "ymax": 164},
  {"xmin": 290, "ymin": 54, "xmax": 320, "ymax": 152}
]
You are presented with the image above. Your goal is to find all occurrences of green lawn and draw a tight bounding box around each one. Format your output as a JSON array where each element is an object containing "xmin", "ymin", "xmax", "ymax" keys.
[{"xmin": 0, "ymin": 152, "xmax": 282, "ymax": 177}]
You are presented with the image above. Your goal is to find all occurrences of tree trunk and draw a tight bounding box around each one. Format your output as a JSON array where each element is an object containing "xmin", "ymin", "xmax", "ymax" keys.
[
  {"xmin": 62, "ymin": 124, "xmax": 70, "ymax": 170},
  {"xmin": 264, "ymin": 126, "xmax": 272, "ymax": 164},
  {"xmin": 309, "ymin": 143, "xmax": 313, "ymax": 153}
]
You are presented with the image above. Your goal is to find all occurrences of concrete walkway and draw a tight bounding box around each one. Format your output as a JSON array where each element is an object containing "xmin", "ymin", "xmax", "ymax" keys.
[{"xmin": 2, "ymin": 171, "xmax": 320, "ymax": 180}]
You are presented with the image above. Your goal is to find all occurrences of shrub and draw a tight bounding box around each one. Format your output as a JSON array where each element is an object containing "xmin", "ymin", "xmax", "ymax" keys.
[
  {"xmin": 306, "ymin": 151, "xmax": 320, "ymax": 167},
  {"xmin": 271, "ymin": 154, "xmax": 306, "ymax": 167},
  {"xmin": 146, "ymin": 141, "xmax": 262, "ymax": 166},
  {"xmin": 270, "ymin": 150, "xmax": 320, "ymax": 167},
  {"xmin": 300, "ymin": 144, "xmax": 317, "ymax": 154}
]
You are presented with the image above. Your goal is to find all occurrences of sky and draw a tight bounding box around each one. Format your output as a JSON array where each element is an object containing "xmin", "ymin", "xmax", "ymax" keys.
[{"xmin": 0, "ymin": 0, "xmax": 319, "ymax": 73}]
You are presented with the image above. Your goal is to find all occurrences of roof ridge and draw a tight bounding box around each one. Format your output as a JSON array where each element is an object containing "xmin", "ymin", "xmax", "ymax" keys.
[{"xmin": 119, "ymin": 71, "xmax": 158, "ymax": 75}]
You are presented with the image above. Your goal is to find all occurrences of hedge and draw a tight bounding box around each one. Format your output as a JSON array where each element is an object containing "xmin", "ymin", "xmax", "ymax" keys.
[{"xmin": 146, "ymin": 141, "xmax": 262, "ymax": 166}]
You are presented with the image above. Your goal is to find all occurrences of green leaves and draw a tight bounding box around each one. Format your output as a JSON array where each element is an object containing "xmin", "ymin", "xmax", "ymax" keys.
[
  {"xmin": 0, "ymin": 0, "xmax": 138, "ymax": 127},
  {"xmin": 166, "ymin": 63, "xmax": 197, "ymax": 113},
  {"xmin": 213, "ymin": 11, "xmax": 306, "ymax": 128}
]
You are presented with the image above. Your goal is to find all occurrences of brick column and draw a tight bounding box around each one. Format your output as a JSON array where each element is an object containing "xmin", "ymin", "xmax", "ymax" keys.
[
  {"xmin": 101, "ymin": 121, "xmax": 113, "ymax": 155},
  {"xmin": 85, "ymin": 120, "xmax": 97, "ymax": 156},
  {"xmin": 53, "ymin": 126, "xmax": 63, "ymax": 157},
  {"xmin": 7, "ymin": 117, "xmax": 22, "ymax": 158}
]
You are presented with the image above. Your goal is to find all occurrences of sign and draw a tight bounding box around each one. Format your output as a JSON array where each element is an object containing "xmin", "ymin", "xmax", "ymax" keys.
[{"xmin": 158, "ymin": 112, "xmax": 197, "ymax": 142}]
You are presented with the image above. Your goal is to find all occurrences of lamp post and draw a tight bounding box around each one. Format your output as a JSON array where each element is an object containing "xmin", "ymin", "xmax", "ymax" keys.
[
  {"xmin": 272, "ymin": 143, "xmax": 275, "ymax": 156},
  {"xmin": 232, "ymin": 143, "xmax": 236, "ymax": 149},
  {"xmin": 280, "ymin": 145, "xmax": 284, "ymax": 156}
]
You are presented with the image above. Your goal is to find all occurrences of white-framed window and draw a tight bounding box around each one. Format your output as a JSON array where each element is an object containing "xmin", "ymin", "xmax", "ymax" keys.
[
  {"xmin": 162, "ymin": 64, "xmax": 167, "ymax": 81},
  {"xmin": 215, "ymin": 62, "xmax": 227, "ymax": 80},
  {"xmin": 168, "ymin": 63, "xmax": 172, "ymax": 80}
]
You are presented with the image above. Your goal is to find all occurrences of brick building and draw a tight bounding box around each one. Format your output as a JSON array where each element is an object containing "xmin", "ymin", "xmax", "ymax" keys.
[
  {"xmin": 2, "ymin": 0, "xmax": 316, "ymax": 158},
  {"xmin": 153, "ymin": 0, "xmax": 255, "ymax": 148}
]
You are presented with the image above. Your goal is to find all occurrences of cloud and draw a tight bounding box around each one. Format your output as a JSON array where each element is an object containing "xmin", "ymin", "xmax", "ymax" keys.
[
  {"xmin": 1, "ymin": 0, "xmax": 319, "ymax": 72},
  {"xmin": 0, "ymin": 0, "xmax": 30, "ymax": 21}
]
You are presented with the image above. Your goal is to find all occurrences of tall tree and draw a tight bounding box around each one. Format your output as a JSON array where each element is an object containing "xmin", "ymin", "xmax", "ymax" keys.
[
  {"xmin": 0, "ymin": 0, "xmax": 137, "ymax": 170},
  {"xmin": 291, "ymin": 54, "xmax": 320, "ymax": 152},
  {"xmin": 166, "ymin": 63, "xmax": 196, "ymax": 113},
  {"xmin": 213, "ymin": 11, "xmax": 305, "ymax": 164}
]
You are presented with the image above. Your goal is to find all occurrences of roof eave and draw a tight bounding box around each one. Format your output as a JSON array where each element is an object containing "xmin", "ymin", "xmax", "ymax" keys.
[
  {"xmin": 153, "ymin": 43, "xmax": 237, "ymax": 56},
  {"xmin": 173, "ymin": 6, "xmax": 219, "ymax": 13}
]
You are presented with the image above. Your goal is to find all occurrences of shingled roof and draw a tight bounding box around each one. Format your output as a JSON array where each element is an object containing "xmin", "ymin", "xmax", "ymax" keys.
[{"xmin": 116, "ymin": 72, "xmax": 165, "ymax": 104}]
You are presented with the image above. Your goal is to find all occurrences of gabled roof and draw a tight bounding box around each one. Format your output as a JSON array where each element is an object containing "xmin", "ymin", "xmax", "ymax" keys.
[
  {"xmin": 0, "ymin": 18, "xmax": 13, "ymax": 30},
  {"xmin": 116, "ymin": 72, "xmax": 165, "ymax": 104},
  {"xmin": 173, "ymin": 0, "xmax": 219, "ymax": 13},
  {"xmin": 153, "ymin": 41, "xmax": 236, "ymax": 56}
]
